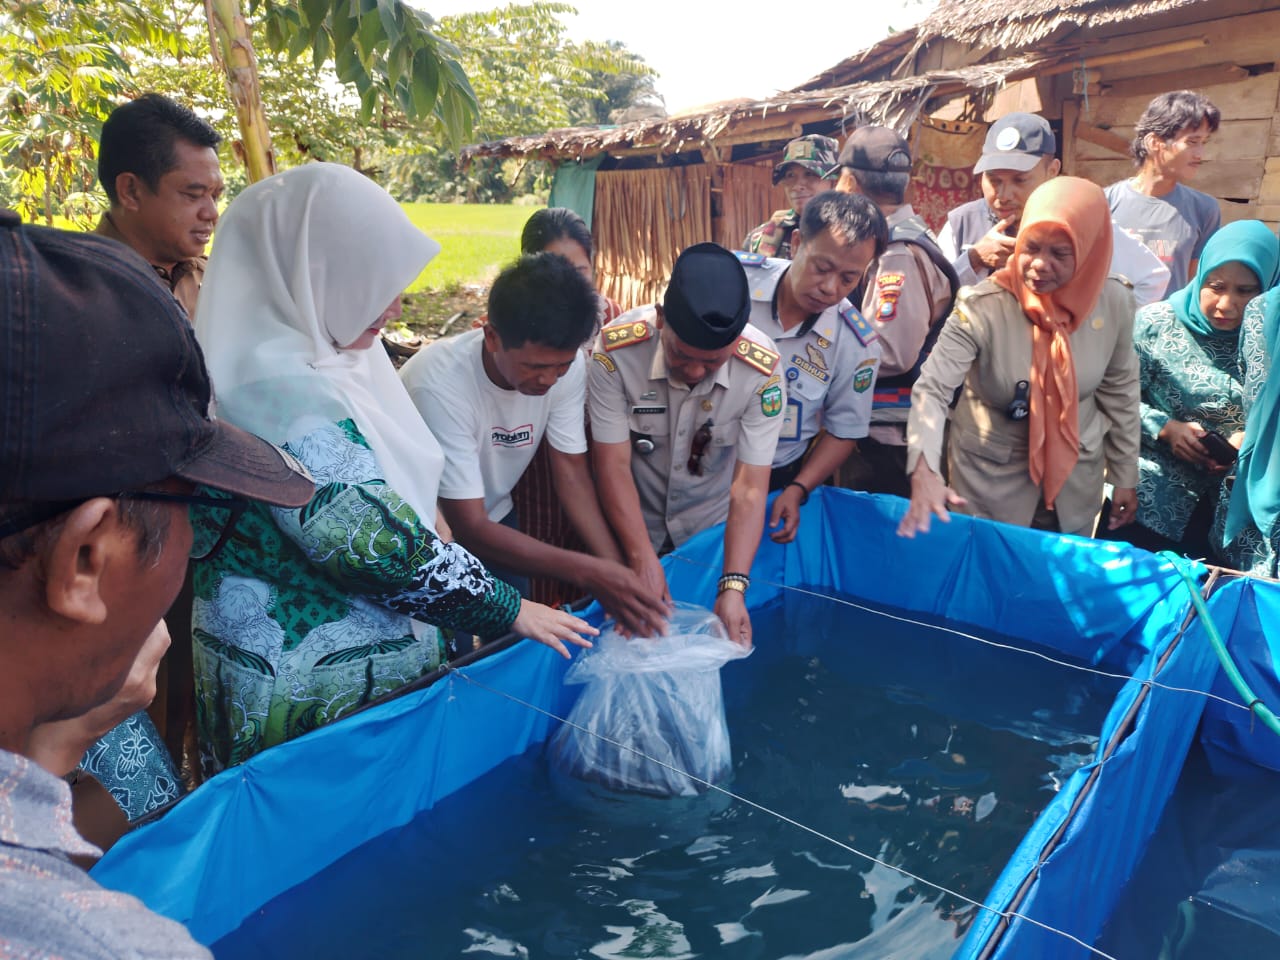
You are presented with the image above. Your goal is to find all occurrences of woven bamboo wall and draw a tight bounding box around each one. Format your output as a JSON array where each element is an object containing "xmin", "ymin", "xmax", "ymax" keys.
[
  {"xmin": 719, "ymin": 163, "xmax": 779, "ymax": 250},
  {"xmin": 592, "ymin": 166, "xmax": 714, "ymax": 308}
]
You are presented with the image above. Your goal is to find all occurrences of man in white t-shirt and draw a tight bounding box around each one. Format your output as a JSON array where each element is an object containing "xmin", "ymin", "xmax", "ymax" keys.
[{"xmin": 401, "ymin": 253, "xmax": 668, "ymax": 637}]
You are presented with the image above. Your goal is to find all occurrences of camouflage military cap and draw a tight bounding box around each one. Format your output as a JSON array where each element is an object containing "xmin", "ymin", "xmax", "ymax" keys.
[{"xmin": 772, "ymin": 135, "xmax": 840, "ymax": 185}]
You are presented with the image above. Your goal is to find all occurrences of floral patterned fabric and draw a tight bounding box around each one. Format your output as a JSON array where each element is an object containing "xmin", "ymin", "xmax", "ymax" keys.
[
  {"xmin": 1132, "ymin": 299, "xmax": 1243, "ymax": 541},
  {"xmin": 1215, "ymin": 295, "xmax": 1279, "ymax": 576},
  {"xmin": 192, "ymin": 417, "xmax": 521, "ymax": 773},
  {"xmin": 79, "ymin": 710, "xmax": 181, "ymax": 822}
]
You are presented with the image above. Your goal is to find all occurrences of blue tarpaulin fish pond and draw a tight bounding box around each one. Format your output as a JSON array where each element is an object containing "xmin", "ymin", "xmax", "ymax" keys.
[{"xmin": 93, "ymin": 489, "xmax": 1280, "ymax": 957}]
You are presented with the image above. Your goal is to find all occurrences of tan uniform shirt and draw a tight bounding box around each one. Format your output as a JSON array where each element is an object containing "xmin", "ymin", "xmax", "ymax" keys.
[
  {"xmin": 906, "ymin": 277, "xmax": 1141, "ymax": 536},
  {"xmin": 95, "ymin": 214, "xmax": 206, "ymax": 320},
  {"xmin": 588, "ymin": 307, "xmax": 786, "ymax": 551},
  {"xmin": 861, "ymin": 205, "xmax": 954, "ymax": 444}
]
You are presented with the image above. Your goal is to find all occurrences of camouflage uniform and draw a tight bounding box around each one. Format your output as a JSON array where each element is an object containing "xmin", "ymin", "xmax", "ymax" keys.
[
  {"xmin": 741, "ymin": 134, "xmax": 839, "ymax": 261},
  {"xmin": 743, "ymin": 209, "xmax": 800, "ymax": 259}
]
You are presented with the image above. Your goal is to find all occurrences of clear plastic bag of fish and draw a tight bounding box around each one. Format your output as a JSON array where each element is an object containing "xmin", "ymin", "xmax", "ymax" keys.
[{"xmin": 547, "ymin": 603, "xmax": 751, "ymax": 797}]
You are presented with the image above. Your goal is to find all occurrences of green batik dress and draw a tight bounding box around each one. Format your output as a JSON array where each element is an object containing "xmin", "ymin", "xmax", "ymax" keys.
[
  {"xmin": 191, "ymin": 417, "xmax": 521, "ymax": 773},
  {"xmin": 1132, "ymin": 300, "xmax": 1244, "ymax": 543},
  {"xmin": 1215, "ymin": 296, "xmax": 1279, "ymax": 576}
]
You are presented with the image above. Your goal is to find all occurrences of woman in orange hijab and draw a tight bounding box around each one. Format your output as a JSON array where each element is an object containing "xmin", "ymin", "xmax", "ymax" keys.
[{"xmin": 899, "ymin": 176, "xmax": 1141, "ymax": 537}]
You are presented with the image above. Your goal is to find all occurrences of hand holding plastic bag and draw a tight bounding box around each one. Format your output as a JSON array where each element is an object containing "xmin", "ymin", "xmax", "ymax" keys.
[{"xmin": 547, "ymin": 603, "xmax": 751, "ymax": 797}]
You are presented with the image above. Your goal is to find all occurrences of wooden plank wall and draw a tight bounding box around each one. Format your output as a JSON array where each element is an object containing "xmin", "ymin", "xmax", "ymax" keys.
[{"xmin": 1058, "ymin": 6, "xmax": 1280, "ymax": 230}]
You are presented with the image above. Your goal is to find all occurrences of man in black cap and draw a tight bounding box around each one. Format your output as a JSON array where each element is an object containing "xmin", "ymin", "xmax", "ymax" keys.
[
  {"xmin": 833, "ymin": 125, "xmax": 959, "ymax": 497},
  {"xmin": 937, "ymin": 112, "xmax": 1168, "ymax": 304},
  {"xmin": 588, "ymin": 243, "xmax": 786, "ymax": 646},
  {"xmin": 0, "ymin": 212, "xmax": 312, "ymax": 957}
]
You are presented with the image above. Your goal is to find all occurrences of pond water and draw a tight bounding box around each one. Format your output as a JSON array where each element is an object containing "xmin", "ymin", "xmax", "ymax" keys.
[
  {"xmin": 1097, "ymin": 740, "xmax": 1280, "ymax": 957},
  {"xmin": 215, "ymin": 590, "xmax": 1122, "ymax": 959}
]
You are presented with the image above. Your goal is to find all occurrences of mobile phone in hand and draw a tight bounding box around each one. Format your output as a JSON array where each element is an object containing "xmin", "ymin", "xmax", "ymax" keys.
[{"xmin": 1200, "ymin": 429, "xmax": 1237, "ymax": 466}]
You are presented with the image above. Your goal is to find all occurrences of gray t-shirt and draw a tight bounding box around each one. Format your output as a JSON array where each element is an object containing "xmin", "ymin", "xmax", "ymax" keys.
[{"xmin": 1104, "ymin": 179, "xmax": 1220, "ymax": 298}]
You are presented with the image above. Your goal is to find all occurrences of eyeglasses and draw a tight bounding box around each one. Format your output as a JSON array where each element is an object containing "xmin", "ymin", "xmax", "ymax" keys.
[
  {"xmin": 687, "ymin": 419, "xmax": 714, "ymax": 477},
  {"xmin": 118, "ymin": 491, "xmax": 250, "ymax": 562},
  {"xmin": 0, "ymin": 490, "xmax": 249, "ymax": 563}
]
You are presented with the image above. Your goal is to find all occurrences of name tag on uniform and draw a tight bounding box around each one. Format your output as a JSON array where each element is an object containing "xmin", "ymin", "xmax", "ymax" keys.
[
  {"xmin": 631, "ymin": 404, "xmax": 667, "ymax": 417},
  {"xmin": 780, "ymin": 399, "xmax": 802, "ymax": 441}
]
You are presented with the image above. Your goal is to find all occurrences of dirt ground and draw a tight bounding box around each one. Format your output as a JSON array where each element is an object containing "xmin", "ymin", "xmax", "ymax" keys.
[{"xmin": 382, "ymin": 284, "xmax": 488, "ymax": 365}]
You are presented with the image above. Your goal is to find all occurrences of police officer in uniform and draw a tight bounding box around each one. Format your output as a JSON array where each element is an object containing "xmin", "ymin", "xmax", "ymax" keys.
[
  {"xmin": 589, "ymin": 243, "xmax": 786, "ymax": 646},
  {"xmin": 833, "ymin": 125, "xmax": 959, "ymax": 497},
  {"xmin": 741, "ymin": 191, "xmax": 887, "ymax": 543},
  {"xmin": 742, "ymin": 135, "xmax": 840, "ymax": 260}
]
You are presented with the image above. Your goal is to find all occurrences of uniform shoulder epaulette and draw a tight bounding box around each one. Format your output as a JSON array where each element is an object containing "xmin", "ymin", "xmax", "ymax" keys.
[
  {"xmin": 840, "ymin": 304, "xmax": 878, "ymax": 346},
  {"xmin": 958, "ymin": 279, "xmax": 1003, "ymax": 303},
  {"xmin": 1107, "ymin": 272, "xmax": 1135, "ymax": 289},
  {"xmin": 601, "ymin": 317, "xmax": 653, "ymax": 351},
  {"xmin": 734, "ymin": 336, "xmax": 780, "ymax": 376}
]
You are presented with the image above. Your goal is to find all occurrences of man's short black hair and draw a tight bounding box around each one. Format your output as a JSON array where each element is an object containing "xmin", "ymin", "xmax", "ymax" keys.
[
  {"xmin": 520, "ymin": 207, "xmax": 593, "ymax": 260},
  {"xmin": 98, "ymin": 93, "xmax": 222, "ymax": 205},
  {"xmin": 487, "ymin": 252, "xmax": 598, "ymax": 351},
  {"xmin": 847, "ymin": 168, "xmax": 910, "ymax": 206},
  {"xmin": 1131, "ymin": 90, "xmax": 1221, "ymax": 166},
  {"xmin": 797, "ymin": 190, "xmax": 889, "ymax": 258}
]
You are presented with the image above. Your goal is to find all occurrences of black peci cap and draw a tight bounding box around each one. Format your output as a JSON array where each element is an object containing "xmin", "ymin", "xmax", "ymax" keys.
[
  {"xmin": 0, "ymin": 210, "xmax": 313, "ymax": 514},
  {"xmin": 662, "ymin": 243, "xmax": 750, "ymax": 351}
]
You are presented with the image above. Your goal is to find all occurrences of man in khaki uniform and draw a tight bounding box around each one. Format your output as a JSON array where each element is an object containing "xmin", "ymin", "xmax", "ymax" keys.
[
  {"xmin": 589, "ymin": 243, "xmax": 785, "ymax": 646},
  {"xmin": 834, "ymin": 126, "xmax": 958, "ymax": 497},
  {"xmin": 742, "ymin": 135, "xmax": 840, "ymax": 260}
]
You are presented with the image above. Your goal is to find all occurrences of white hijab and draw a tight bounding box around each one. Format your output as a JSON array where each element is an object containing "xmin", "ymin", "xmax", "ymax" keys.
[{"xmin": 195, "ymin": 162, "xmax": 445, "ymax": 527}]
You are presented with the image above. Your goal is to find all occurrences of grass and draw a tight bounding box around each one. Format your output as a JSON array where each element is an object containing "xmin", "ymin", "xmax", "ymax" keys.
[
  {"xmin": 41, "ymin": 201, "xmax": 533, "ymax": 292},
  {"xmin": 400, "ymin": 202, "xmax": 536, "ymax": 293},
  {"xmin": 35, "ymin": 200, "xmax": 527, "ymax": 334}
]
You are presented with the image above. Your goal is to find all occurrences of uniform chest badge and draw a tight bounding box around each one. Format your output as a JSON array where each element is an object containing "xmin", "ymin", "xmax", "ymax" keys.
[{"xmin": 790, "ymin": 344, "xmax": 831, "ymax": 384}]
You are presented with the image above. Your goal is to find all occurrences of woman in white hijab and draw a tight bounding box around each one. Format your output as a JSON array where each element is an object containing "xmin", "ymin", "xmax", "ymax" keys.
[{"xmin": 192, "ymin": 163, "xmax": 594, "ymax": 773}]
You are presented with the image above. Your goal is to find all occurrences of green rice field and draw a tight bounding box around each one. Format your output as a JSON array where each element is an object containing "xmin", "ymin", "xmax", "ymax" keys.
[
  {"xmin": 400, "ymin": 202, "xmax": 535, "ymax": 292},
  {"xmin": 45, "ymin": 202, "xmax": 534, "ymax": 293}
]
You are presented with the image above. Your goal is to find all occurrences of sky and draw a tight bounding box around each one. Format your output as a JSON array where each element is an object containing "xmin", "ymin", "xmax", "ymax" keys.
[{"xmin": 421, "ymin": 0, "xmax": 939, "ymax": 116}]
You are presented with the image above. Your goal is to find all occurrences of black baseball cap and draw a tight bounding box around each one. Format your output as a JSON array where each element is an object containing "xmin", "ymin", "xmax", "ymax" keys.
[
  {"xmin": 834, "ymin": 125, "xmax": 913, "ymax": 175},
  {"xmin": 662, "ymin": 243, "xmax": 750, "ymax": 351},
  {"xmin": 975, "ymin": 113, "xmax": 1057, "ymax": 174},
  {"xmin": 0, "ymin": 210, "xmax": 313, "ymax": 523}
]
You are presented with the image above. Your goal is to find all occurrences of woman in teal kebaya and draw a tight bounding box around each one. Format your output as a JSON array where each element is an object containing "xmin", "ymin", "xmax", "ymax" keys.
[{"xmin": 1113, "ymin": 220, "xmax": 1279, "ymax": 558}]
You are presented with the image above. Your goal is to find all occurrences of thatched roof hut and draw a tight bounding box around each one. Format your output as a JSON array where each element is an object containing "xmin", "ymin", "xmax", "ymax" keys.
[{"xmin": 464, "ymin": 0, "xmax": 1280, "ymax": 304}]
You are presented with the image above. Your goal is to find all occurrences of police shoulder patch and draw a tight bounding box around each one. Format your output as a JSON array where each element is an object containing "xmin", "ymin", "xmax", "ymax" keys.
[
  {"xmin": 760, "ymin": 383, "xmax": 783, "ymax": 417},
  {"xmin": 592, "ymin": 351, "xmax": 616, "ymax": 373},
  {"xmin": 840, "ymin": 304, "xmax": 879, "ymax": 346},
  {"xmin": 734, "ymin": 336, "xmax": 780, "ymax": 375},
  {"xmin": 601, "ymin": 317, "xmax": 653, "ymax": 351}
]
